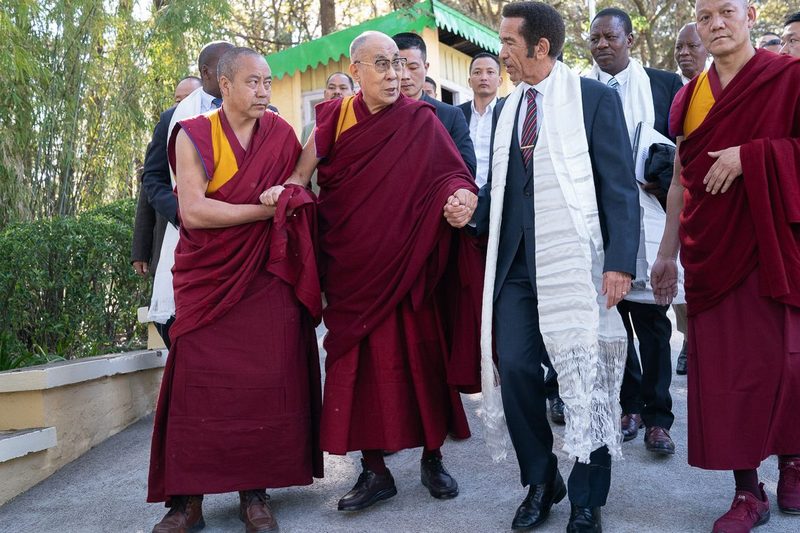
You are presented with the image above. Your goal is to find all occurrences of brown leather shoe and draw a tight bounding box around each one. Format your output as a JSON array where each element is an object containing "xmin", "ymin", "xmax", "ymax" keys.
[
  {"xmin": 621, "ymin": 414, "xmax": 643, "ymax": 442},
  {"xmin": 152, "ymin": 495, "xmax": 205, "ymax": 533},
  {"xmin": 644, "ymin": 426, "xmax": 676, "ymax": 455},
  {"xmin": 239, "ymin": 490, "xmax": 278, "ymax": 533},
  {"xmin": 337, "ymin": 459, "xmax": 397, "ymax": 511}
]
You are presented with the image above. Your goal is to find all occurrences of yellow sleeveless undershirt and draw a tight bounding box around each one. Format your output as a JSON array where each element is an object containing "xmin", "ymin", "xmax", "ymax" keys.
[{"xmin": 683, "ymin": 71, "xmax": 716, "ymax": 139}]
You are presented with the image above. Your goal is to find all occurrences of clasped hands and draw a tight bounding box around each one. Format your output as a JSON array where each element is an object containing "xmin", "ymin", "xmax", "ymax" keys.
[
  {"xmin": 443, "ymin": 189, "xmax": 477, "ymax": 228},
  {"xmin": 260, "ymin": 185, "xmax": 285, "ymax": 207}
]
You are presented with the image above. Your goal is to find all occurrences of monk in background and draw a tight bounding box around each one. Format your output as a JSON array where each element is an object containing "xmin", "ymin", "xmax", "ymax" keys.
[
  {"xmin": 148, "ymin": 47, "xmax": 323, "ymax": 533},
  {"xmin": 262, "ymin": 30, "xmax": 483, "ymax": 513},
  {"xmin": 652, "ymin": 1, "xmax": 800, "ymax": 532}
]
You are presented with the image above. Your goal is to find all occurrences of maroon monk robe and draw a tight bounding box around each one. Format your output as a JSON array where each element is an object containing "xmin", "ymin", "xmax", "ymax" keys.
[
  {"xmin": 147, "ymin": 109, "xmax": 323, "ymax": 503},
  {"xmin": 314, "ymin": 93, "xmax": 483, "ymax": 454},
  {"xmin": 669, "ymin": 50, "xmax": 800, "ymax": 469}
]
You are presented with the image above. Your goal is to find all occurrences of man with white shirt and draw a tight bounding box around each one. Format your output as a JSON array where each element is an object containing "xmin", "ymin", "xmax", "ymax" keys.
[
  {"xmin": 587, "ymin": 7, "xmax": 683, "ymax": 457},
  {"xmin": 445, "ymin": 3, "xmax": 639, "ymax": 530},
  {"xmin": 142, "ymin": 41, "xmax": 234, "ymax": 348},
  {"xmin": 458, "ymin": 53, "xmax": 502, "ymax": 187}
]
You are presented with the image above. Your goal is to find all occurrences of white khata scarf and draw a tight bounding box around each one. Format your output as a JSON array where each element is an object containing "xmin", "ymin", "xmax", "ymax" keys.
[
  {"xmin": 479, "ymin": 61, "xmax": 628, "ymax": 464},
  {"xmin": 588, "ymin": 58, "xmax": 655, "ymax": 144}
]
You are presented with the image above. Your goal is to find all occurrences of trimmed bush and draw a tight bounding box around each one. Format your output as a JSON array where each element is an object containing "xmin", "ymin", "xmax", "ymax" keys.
[{"xmin": 0, "ymin": 199, "xmax": 148, "ymax": 370}]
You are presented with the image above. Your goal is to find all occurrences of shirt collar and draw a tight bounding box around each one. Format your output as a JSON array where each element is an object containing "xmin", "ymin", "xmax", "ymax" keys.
[
  {"xmin": 471, "ymin": 96, "xmax": 498, "ymax": 117},
  {"xmin": 519, "ymin": 73, "xmax": 550, "ymax": 97},
  {"xmin": 596, "ymin": 61, "xmax": 631, "ymax": 86}
]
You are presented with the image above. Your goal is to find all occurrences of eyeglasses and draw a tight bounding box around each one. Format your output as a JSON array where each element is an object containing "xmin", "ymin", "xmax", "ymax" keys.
[{"xmin": 354, "ymin": 57, "xmax": 408, "ymax": 73}]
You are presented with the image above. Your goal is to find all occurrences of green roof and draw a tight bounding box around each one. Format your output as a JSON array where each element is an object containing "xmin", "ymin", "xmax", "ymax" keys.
[{"xmin": 267, "ymin": 0, "xmax": 499, "ymax": 80}]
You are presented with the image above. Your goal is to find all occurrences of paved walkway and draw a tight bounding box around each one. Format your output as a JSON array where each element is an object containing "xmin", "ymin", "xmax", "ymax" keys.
[{"xmin": 0, "ymin": 326, "xmax": 794, "ymax": 533}]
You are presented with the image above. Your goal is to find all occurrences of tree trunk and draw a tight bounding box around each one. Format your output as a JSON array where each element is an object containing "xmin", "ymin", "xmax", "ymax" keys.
[{"xmin": 320, "ymin": 0, "xmax": 335, "ymax": 35}]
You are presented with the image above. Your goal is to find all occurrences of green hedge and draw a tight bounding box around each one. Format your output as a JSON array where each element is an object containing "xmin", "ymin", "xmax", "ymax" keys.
[{"xmin": 0, "ymin": 199, "xmax": 148, "ymax": 370}]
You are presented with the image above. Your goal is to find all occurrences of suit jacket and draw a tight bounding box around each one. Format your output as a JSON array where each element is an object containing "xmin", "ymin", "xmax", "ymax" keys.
[
  {"xmin": 458, "ymin": 101, "xmax": 472, "ymax": 125},
  {"xmin": 142, "ymin": 106, "xmax": 178, "ymax": 226},
  {"xmin": 421, "ymin": 92, "xmax": 477, "ymax": 177},
  {"xmin": 644, "ymin": 67, "xmax": 683, "ymax": 141},
  {"xmin": 472, "ymin": 77, "xmax": 640, "ymax": 299},
  {"xmin": 131, "ymin": 181, "xmax": 169, "ymax": 274}
]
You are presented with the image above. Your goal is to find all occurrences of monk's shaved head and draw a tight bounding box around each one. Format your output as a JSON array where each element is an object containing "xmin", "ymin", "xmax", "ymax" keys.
[
  {"xmin": 217, "ymin": 47, "xmax": 266, "ymax": 82},
  {"xmin": 350, "ymin": 31, "xmax": 396, "ymax": 62}
]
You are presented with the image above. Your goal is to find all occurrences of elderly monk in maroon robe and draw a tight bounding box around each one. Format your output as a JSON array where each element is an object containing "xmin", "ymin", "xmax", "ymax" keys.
[
  {"xmin": 651, "ymin": 2, "xmax": 800, "ymax": 532},
  {"xmin": 261, "ymin": 31, "xmax": 482, "ymax": 512},
  {"xmin": 147, "ymin": 47, "xmax": 323, "ymax": 533}
]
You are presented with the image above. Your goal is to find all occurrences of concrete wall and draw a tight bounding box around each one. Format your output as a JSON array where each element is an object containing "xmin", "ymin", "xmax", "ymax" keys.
[{"xmin": 0, "ymin": 350, "xmax": 166, "ymax": 505}]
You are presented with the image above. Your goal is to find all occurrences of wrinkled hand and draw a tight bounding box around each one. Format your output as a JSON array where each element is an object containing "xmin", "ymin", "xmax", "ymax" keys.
[
  {"xmin": 259, "ymin": 185, "xmax": 285, "ymax": 207},
  {"xmin": 704, "ymin": 146, "xmax": 742, "ymax": 194},
  {"xmin": 650, "ymin": 257, "xmax": 679, "ymax": 306},
  {"xmin": 641, "ymin": 181, "xmax": 667, "ymax": 204},
  {"xmin": 443, "ymin": 188, "xmax": 477, "ymax": 228},
  {"xmin": 602, "ymin": 271, "xmax": 632, "ymax": 309},
  {"xmin": 132, "ymin": 261, "xmax": 148, "ymax": 276}
]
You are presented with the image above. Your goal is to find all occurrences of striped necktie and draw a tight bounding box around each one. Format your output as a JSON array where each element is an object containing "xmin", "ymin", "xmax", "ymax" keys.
[
  {"xmin": 607, "ymin": 76, "xmax": 620, "ymax": 92},
  {"xmin": 520, "ymin": 87, "xmax": 538, "ymax": 169}
]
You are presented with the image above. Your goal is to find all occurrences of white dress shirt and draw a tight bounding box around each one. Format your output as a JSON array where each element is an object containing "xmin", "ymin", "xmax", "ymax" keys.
[
  {"xmin": 468, "ymin": 97, "xmax": 498, "ymax": 187},
  {"xmin": 515, "ymin": 76, "xmax": 549, "ymax": 147},
  {"xmin": 595, "ymin": 63, "xmax": 631, "ymax": 107}
]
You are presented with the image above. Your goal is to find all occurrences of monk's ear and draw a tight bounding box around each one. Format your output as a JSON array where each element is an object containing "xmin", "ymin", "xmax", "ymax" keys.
[
  {"xmin": 746, "ymin": 4, "xmax": 756, "ymax": 29},
  {"xmin": 348, "ymin": 62, "xmax": 360, "ymax": 84},
  {"xmin": 219, "ymin": 75, "xmax": 231, "ymax": 97}
]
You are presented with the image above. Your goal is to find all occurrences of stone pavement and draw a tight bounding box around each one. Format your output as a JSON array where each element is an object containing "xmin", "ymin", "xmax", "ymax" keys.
[{"xmin": 0, "ymin": 327, "xmax": 794, "ymax": 533}]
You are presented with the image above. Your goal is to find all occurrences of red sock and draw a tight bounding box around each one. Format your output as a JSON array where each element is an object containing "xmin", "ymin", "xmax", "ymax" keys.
[
  {"xmin": 362, "ymin": 450, "xmax": 388, "ymax": 475},
  {"xmin": 733, "ymin": 469, "xmax": 762, "ymax": 499}
]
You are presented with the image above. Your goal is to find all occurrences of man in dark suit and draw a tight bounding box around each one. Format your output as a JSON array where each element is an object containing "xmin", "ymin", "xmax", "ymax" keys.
[
  {"xmin": 445, "ymin": 3, "xmax": 638, "ymax": 531},
  {"xmin": 131, "ymin": 76, "xmax": 201, "ymax": 279},
  {"xmin": 392, "ymin": 32, "xmax": 476, "ymax": 177},
  {"xmin": 588, "ymin": 7, "xmax": 683, "ymax": 456}
]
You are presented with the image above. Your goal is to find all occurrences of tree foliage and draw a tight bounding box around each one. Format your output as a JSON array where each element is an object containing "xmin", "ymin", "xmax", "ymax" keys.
[{"xmin": 0, "ymin": 0, "xmax": 793, "ymax": 230}]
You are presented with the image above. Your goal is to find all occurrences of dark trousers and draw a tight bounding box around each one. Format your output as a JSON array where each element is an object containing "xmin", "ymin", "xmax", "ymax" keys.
[
  {"xmin": 494, "ymin": 246, "xmax": 611, "ymax": 507},
  {"xmin": 617, "ymin": 300, "xmax": 674, "ymax": 429},
  {"xmin": 154, "ymin": 316, "xmax": 176, "ymax": 350}
]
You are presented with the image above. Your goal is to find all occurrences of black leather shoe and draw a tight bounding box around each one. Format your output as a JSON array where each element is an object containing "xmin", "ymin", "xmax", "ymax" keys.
[
  {"xmin": 549, "ymin": 397, "xmax": 566, "ymax": 425},
  {"xmin": 566, "ymin": 504, "xmax": 602, "ymax": 532},
  {"xmin": 421, "ymin": 455, "xmax": 459, "ymax": 499},
  {"xmin": 676, "ymin": 341, "xmax": 688, "ymax": 375},
  {"xmin": 337, "ymin": 459, "xmax": 397, "ymax": 511},
  {"xmin": 511, "ymin": 470, "xmax": 567, "ymax": 530}
]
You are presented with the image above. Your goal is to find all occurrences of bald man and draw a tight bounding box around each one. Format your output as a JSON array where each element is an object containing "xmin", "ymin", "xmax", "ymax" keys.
[
  {"xmin": 263, "ymin": 30, "xmax": 482, "ymax": 512},
  {"xmin": 653, "ymin": 0, "xmax": 800, "ymax": 530},
  {"xmin": 675, "ymin": 23, "xmax": 708, "ymax": 84},
  {"xmin": 148, "ymin": 47, "xmax": 322, "ymax": 533}
]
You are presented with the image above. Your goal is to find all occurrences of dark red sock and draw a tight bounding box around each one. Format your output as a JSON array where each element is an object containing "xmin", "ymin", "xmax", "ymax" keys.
[
  {"xmin": 733, "ymin": 469, "xmax": 762, "ymax": 498},
  {"xmin": 422, "ymin": 447, "xmax": 442, "ymax": 460},
  {"xmin": 362, "ymin": 450, "xmax": 388, "ymax": 475}
]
